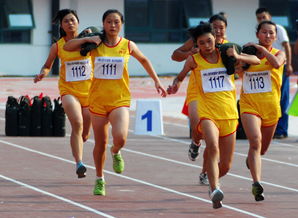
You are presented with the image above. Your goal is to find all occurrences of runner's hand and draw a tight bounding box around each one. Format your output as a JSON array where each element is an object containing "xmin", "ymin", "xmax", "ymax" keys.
[
  {"xmin": 167, "ymin": 77, "xmax": 181, "ymax": 94},
  {"xmin": 155, "ymin": 81, "xmax": 167, "ymax": 97},
  {"xmin": 34, "ymin": 73, "xmax": 45, "ymax": 83}
]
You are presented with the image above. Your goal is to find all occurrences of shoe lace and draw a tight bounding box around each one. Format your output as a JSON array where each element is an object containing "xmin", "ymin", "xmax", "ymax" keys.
[
  {"xmin": 191, "ymin": 143, "xmax": 199, "ymax": 153},
  {"xmin": 114, "ymin": 154, "xmax": 122, "ymax": 162},
  {"xmin": 96, "ymin": 180, "xmax": 104, "ymax": 189}
]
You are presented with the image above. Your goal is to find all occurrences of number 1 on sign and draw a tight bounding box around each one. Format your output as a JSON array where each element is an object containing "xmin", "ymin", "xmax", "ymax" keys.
[{"xmin": 141, "ymin": 110, "xmax": 152, "ymax": 131}]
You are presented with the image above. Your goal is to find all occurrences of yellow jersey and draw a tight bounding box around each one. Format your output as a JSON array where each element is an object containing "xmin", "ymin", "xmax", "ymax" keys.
[
  {"xmin": 192, "ymin": 50, "xmax": 238, "ymax": 120},
  {"xmin": 89, "ymin": 37, "xmax": 131, "ymax": 107},
  {"xmin": 186, "ymin": 39, "xmax": 229, "ymax": 105},
  {"xmin": 240, "ymin": 47, "xmax": 284, "ymax": 118},
  {"xmin": 57, "ymin": 37, "xmax": 92, "ymax": 98}
]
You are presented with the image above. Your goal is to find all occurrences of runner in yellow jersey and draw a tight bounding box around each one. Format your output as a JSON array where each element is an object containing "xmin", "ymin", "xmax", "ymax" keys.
[
  {"xmin": 239, "ymin": 20, "xmax": 285, "ymax": 202},
  {"xmin": 64, "ymin": 9, "xmax": 167, "ymax": 196},
  {"xmin": 170, "ymin": 14, "xmax": 229, "ymax": 186},
  {"xmin": 34, "ymin": 9, "xmax": 92, "ymax": 179},
  {"xmin": 88, "ymin": 37, "xmax": 131, "ymax": 114},
  {"xmin": 169, "ymin": 22, "xmax": 259, "ymax": 209}
]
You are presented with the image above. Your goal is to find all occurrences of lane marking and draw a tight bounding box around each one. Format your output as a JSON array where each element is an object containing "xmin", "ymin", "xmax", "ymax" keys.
[
  {"xmin": 127, "ymin": 127, "xmax": 298, "ymax": 168},
  {"xmin": 163, "ymin": 120, "xmax": 187, "ymax": 128},
  {"xmin": 0, "ymin": 139, "xmax": 264, "ymax": 218},
  {"xmin": 0, "ymin": 113, "xmax": 297, "ymax": 173},
  {"xmin": 1, "ymin": 117, "xmax": 298, "ymax": 187},
  {"xmin": 271, "ymin": 140, "xmax": 298, "ymax": 148},
  {"xmin": 162, "ymin": 120, "xmax": 298, "ymax": 148},
  {"xmin": 0, "ymin": 114, "xmax": 297, "ymax": 150},
  {"xmin": 230, "ymin": 151, "xmax": 298, "ymax": 168},
  {"xmin": 86, "ymin": 138, "xmax": 298, "ymax": 193},
  {"xmin": 0, "ymin": 174, "xmax": 115, "ymax": 218}
]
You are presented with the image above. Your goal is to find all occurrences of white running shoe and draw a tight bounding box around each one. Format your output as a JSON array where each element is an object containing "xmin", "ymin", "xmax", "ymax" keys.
[
  {"xmin": 188, "ymin": 141, "xmax": 200, "ymax": 161},
  {"xmin": 209, "ymin": 188, "xmax": 224, "ymax": 209},
  {"xmin": 199, "ymin": 173, "xmax": 209, "ymax": 186}
]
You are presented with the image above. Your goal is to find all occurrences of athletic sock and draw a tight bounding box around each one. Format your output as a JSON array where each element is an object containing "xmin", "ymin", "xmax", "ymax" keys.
[
  {"xmin": 76, "ymin": 161, "xmax": 84, "ymax": 169},
  {"xmin": 96, "ymin": 176, "xmax": 104, "ymax": 181},
  {"xmin": 192, "ymin": 141, "xmax": 201, "ymax": 147},
  {"xmin": 111, "ymin": 146, "xmax": 120, "ymax": 155}
]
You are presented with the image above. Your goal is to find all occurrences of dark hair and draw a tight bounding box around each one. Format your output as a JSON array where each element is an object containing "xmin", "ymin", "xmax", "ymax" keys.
[
  {"xmin": 188, "ymin": 22, "xmax": 215, "ymax": 42},
  {"xmin": 218, "ymin": 11, "xmax": 227, "ymax": 18},
  {"xmin": 209, "ymin": 14, "xmax": 227, "ymax": 27},
  {"xmin": 255, "ymin": 7, "xmax": 270, "ymax": 15},
  {"xmin": 256, "ymin": 20, "xmax": 277, "ymax": 33},
  {"xmin": 102, "ymin": 9, "xmax": 124, "ymax": 23},
  {"xmin": 101, "ymin": 9, "xmax": 124, "ymax": 42},
  {"xmin": 52, "ymin": 9, "xmax": 79, "ymax": 38}
]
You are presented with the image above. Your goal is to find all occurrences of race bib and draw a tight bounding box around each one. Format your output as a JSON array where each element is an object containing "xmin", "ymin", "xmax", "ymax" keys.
[
  {"xmin": 65, "ymin": 59, "xmax": 92, "ymax": 82},
  {"xmin": 243, "ymin": 71, "xmax": 272, "ymax": 93},
  {"xmin": 94, "ymin": 57, "xmax": 124, "ymax": 79},
  {"xmin": 201, "ymin": 67, "xmax": 234, "ymax": 93}
]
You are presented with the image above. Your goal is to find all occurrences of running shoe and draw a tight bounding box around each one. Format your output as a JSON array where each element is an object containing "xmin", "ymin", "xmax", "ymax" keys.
[
  {"xmin": 76, "ymin": 164, "xmax": 87, "ymax": 178},
  {"xmin": 252, "ymin": 181, "xmax": 264, "ymax": 201},
  {"xmin": 209, "ymin": 188, "xmax": 224, "ymax": 209},
  {"xmin": 93, "ymin": 179, "xmax": 106, "ymax": 196},
  {"xmin": 199, "ymin": 173, "xmax": 209, "ymax": 185},
  {"xmin": 111, "ymin": 148, "xmax": 125, "ymax": 174},
  {"xmin": 188, "ymin": 141, "xmax": 200, "ymax": 161}
]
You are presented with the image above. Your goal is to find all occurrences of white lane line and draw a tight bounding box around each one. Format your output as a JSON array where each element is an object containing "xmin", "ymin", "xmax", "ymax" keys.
[
  {"xmin": 0, "ymin": 174, "xmax": 115, "ymax": 218},
  {"xmin": 232, "ymin": 152, "xmax": 298, "ymax": 168},
  {"xmin": 110, "ymin": 172, "xmax": 264, "ymax": 218},
  {"xmin": 85, "ymin": 137, "xmax": 298, "ymax": 193},
  {"xmin": 163, "ymin": 120, "xmax": 188, "ymax": 128},
  {"xmin": 271, "ymin": 140, "xmax": 298, "ymax": 148},
  {"xmin": 0, "ymin": 139, "xmax": 264, "ymax": 218},
  {"xmin": 132, "ymin": 114, "xmax": 298, "ymax": 151},
  {"xmin": 1, "ymin": 117, "xmax": 298, "ymax": 185},
  {"xmin": 153, "ymin": 117, "xmax": 298, "ymax": 148},
  {"xmin": 0, "ymin": 115, "xmax": 297, "ymax": 160},
  {"xmin": 130, "ymin": 130, "xmax": 298, "ymax": 168}
]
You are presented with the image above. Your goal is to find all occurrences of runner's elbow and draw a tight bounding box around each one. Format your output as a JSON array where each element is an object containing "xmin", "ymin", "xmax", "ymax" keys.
[{"xmin": 171, "ymin": 52, "xmax": 184, "ymax": 62}]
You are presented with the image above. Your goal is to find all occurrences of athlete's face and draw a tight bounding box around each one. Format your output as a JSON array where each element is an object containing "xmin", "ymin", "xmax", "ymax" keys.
[
  {"xmin": 257, "ymin": 23, "xmax": 276, "ymax": 47},
  {"xmin": 256, "ymin": 12, "xmax": 271, "ymax": 23},
  {"xmin": 103, "ymin": 13, "xmax": 122, "ymax": 36},
  {"xmin": 196, "ymin": 33, "xmax": 216, "ymax": 55},
  {"xmin": 211, "ymin": 20, "xmax": 226, "ymax": 43},
  {"xmin": 61, "ymin": 13, "xmax": 79, "ymax": 33}
]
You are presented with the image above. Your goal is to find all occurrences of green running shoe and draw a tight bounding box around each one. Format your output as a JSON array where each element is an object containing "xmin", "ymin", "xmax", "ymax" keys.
[
  {"xmin": 252, "ymin": 181, "xmax": 264, "ymax": 201},
  {"xmin": 93, "ymin": 179, "xmax": 106, "ymax": 196},
  {"xmin": 111, "ymin": 150, "xmax": 125, "ymax": 174}
]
